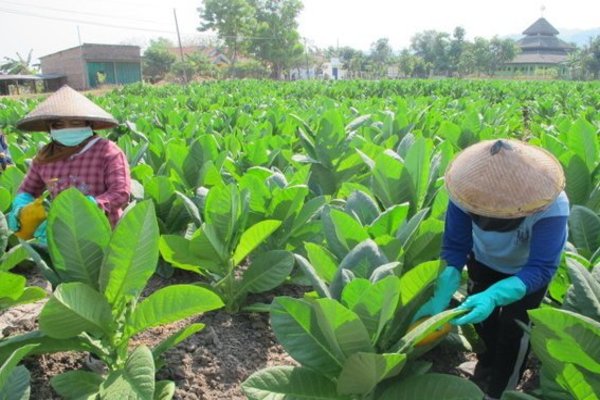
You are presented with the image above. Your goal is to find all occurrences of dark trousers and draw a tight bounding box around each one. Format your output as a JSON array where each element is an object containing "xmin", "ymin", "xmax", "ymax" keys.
[{"xmin": 466, "ymin": 257, "xmax": 547, "ymax": 398}]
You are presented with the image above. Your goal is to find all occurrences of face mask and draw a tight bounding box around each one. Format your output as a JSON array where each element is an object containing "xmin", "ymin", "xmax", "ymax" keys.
[{"xmin": 50, "ymin": 127, "xmax": 93, "ymax": 147}]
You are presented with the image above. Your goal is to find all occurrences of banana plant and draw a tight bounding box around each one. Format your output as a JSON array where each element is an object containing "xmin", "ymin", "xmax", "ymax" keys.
[
  {"xmin": 241, "ymin": 289, "xmax": 475, "ymax": 400},
  {"xmin": 160, "ymin": 183, "xmax": 294, "ymax": 312},
  {"xmin": 0, "ymin": 344, "xmax": 37, "ymax": 400},
  {"xmin": 0, "ymin": 189, "xmax": 224, "ymax": 400}
]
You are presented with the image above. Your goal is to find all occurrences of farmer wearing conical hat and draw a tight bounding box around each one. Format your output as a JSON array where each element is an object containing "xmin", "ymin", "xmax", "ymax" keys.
[
  {"xmin": 415, "ymin": 139, "xmax": 569, "ymax": 399},
  {"xmin": 7, "ymin": 85, "xmax": 130, "ymax": 243}
]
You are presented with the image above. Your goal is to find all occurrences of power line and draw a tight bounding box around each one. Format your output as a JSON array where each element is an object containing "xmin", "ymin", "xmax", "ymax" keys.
[
  {"xmin": 0, "ymin": 7, "xmax": 176, "ymax": 34},
  {"xmin": 0, "ymin": 0, "xmax": 168, "ymax": 26}
]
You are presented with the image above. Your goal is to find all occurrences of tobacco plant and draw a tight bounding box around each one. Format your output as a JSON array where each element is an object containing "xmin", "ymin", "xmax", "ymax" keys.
[
  {"xmin": 160, "ymin": 183, "xmax": 294, "ymax": 312},
  {"xmin": 0, "ymin": 345, "xmax": 37, "ymax": 400},
  {"xmin": 0, "ymin": 189, "xmax": 224, "ymax": 399}
]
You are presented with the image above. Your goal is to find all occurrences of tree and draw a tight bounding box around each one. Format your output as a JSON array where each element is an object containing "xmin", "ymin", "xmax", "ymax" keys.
[
  {"xmin": 448, "ymin": 27, "xmax": 467, "ymax": 76},
  {"xmin": 410, "ymin": 30, "xmax": 451, "ymax": 76},
  {"xmin": 583, "ymin": 35, "xmax": 600, "ymax": 79},
  {"xmin": 247, "ymin": 0, "xmax": 304, "ymax": 79},
  {"xmin": 142, "ymin": 38, "xmax": 176, "ymax": 82},
  {"xmin": 0, "ymin": 49, "xmax": 38, "ymax": 74},
  {"xmin": 369, "ymin": 38, "xmax": 394, "ymax": 78},
  {"xmin": 198, "ymin": 0, "xmax": 257, "ymax": 68},
  {"xmin": 488, "ymin": 36, "xmax": 518, "ymax": 76}
]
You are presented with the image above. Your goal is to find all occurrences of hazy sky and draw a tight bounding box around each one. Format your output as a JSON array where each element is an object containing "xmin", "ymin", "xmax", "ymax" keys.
[{"xmin": 0, "ymin": 0, "xmax": 598, "ymax": 62}]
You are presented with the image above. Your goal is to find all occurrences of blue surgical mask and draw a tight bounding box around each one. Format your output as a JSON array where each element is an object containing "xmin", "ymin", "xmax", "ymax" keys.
[{"xmin": 50, "ymin": 127, "xmax": 93, "ymax": 147}]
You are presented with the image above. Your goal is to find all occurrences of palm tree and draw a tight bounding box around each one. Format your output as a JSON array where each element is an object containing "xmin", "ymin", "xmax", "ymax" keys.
[{"xmin": 0, "ymin": 49, "xmax": 38, "ymax": 75}]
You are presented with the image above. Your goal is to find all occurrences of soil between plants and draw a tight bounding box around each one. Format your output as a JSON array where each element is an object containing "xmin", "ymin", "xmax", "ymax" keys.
[{"xmin": 2, "ymin": 268, "xmax": 538, "ymax": 399}]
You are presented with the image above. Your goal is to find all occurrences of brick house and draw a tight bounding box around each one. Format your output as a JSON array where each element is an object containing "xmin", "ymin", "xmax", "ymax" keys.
[{"xmin": 40, "ymin": 43, "xmax": 142, "ymax": 90}]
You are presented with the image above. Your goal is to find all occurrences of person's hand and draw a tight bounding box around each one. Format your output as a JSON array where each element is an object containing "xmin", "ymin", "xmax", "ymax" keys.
[
  {"xmin": 7, "ymin": 192, "xmax": 35, "ymax": 231},
  {"xmin": 413, "ymin": 266, "xmax": 462, "ymax": 321},
  {"xmin": 452, "ymin": 276, "xmax": 527, "ymax": 325}
]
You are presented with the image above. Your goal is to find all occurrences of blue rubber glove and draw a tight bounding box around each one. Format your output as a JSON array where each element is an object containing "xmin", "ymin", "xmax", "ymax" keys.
[
  {"xmin": 33, "ymin": 220, "xmax": 47, "ymax": 246},
  {"xmin": 452, "ymin": 276, "xmax": 527, "ymax": 325},
  {"xmin": 7, "ymin": 192, "xmax": 35, "ymax": 232},
  {"xmin": 413, "ymin": 266, "xmax": 462, "ymax": 321}
]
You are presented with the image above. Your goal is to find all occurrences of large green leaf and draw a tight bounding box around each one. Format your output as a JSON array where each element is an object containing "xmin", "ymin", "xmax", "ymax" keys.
[
  {"xmin": 560, "ymin": 153, "xmax": 592, "ymax": 206},
  {"xmin": 0, "ymin": 331, "xmax": 93, "ymax": 362},
  {"xmin": 370, "ymin": 151, "xmax": 409, "ymax": 209},
  {"xmin": 0, "ymin": 365, "xmax": 30, "ymax": 400},
  {"xmin": 313, "ymin": 298, "xmax": 373, "ymax": 362},
  {"xmin": 568, "ymin": 206, "xmax": 600, "ymax": 258},
  {"xmin": 0, "ymin": 271, "xmax": 25, "ymax": 301},
  {"xmin": 293, "ymin": 254, "xmax": 331, "ymax": 299},
  {"xmin": 368, "ymin": 203, "xmax": 410, "ymax": 238},
  {"xmin": 403, "ymin": 136, "xmax": 433, "ymax": 211},
  {"xmin": 305, "ymin": 242, "xmax": 338, "ymax": 284},
  {"xmin": 99, "ymin": 345, "xmax": 155, "ymax": 400},
  {"xmin": 322, "ymin": 207, "xmax": 369, "ymax": 260},
  {"xmin": 403, "ymin": 219, "xmax": 444, "ymax": 267},
  {"xmin": 127, "ymin": 285, "xmax": 223, "ymax": 337},
  {"xmin": 50, "ymin": 370, "xmax": 103, "ymax": 400},
  {"xmin": 100, "ymin": 200, "xmax": 160, "ymax": 305},
  {"xmin": 232, "ymin": 220, "xmax": 282, "ymax": 265},
  {"xmin": 379, "ymin": 373, "xmax": 484, "ymax": 399},
  {"xmin": 563, "ymin": 259, "xmax": 600, "ymax": 320},
  {"xmin": 242, "ymin": 366, "xmax": 343, "ymax": 400},
  {"xmin": 158, "ymin": 235, "xmax": 204, "ymax": 275},
  {"xmin": 0, "ymin": 344, "xmax": 37, "ymax": 390},
  {"xmin": 47, "ymin": 188, "xmax": 111, "ymax": 287},
  {"xmin": 270, "ymin": 297, "xmax": 343, "ymax": 377},
  {"xmin": 341, "ymin": 277, "xmax": 400, "ymax": 345},
  {"xmin": 398, "ymin": 260, "xmax": 441, "ymax": 306},
  {"xmin": 204, "ymin": 184, "xmax": 241, "ymax": 248},
  {"xmin": 567, "ymin": 118, "xmax": 599, "ymax": 173},
  {"xmin": 345, "ymin": 190, "xmax": 380, "ymax": 226},
  {"xmin": 239, "ymin": 250, "xmax": 294, "ymax": 294},
  {"xmin": 337, "ymin": 352, "xmax": 406, "ymax": 395},
  {"xmin": 154, "ymin": 380, "xmax": 175, "ymax": 400},
  {"xmin": 0, "ymin": 285, "xmax": 46, "ymax": 310},
  {"xmin": 39, "ymin": 283, "xmax": 113, "ymax": 339}
]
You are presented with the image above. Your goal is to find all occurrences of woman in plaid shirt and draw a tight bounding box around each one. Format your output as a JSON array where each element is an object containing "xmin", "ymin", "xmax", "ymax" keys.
[{"xmin": 7, "ymin": 85, "xmax": 130, "ymax": 243}]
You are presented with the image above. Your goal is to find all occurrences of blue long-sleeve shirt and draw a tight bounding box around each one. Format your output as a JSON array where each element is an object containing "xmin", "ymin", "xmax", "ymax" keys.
[{"xmin": 441, "ymin": 192, "xmax": 569, "ymax": 293}]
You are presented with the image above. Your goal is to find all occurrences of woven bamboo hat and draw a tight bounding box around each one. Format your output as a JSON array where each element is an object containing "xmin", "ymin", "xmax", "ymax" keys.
[
  {"xmin": 17, "ymin": 85, "xmax": 118, "ymax": 132},
  {"xmin": 445, "ymin": 139, "xmax": 565, "ymax": 218}
]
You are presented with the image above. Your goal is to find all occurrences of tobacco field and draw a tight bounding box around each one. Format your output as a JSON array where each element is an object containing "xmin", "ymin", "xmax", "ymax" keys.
[{"xmin": 0, "ymin": 79, "xmax": 599, "ymax": 399}]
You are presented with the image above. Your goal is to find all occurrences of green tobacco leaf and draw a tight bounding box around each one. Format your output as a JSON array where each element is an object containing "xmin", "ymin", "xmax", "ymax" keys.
[
  {"xmin": 371, "ymin": 151, "xmax": 409, "ymax": 209},
  {"xmin": 39, "ymin": 283, "xmax": 112, "ymax": 339},
  {"xmin": 394, "ymin": 309, "xmax": 465, "ymax": 353},
  {"xmin": 341, "ymin": 276, "xmax": 401, "ymax": 345},
  {"xmin": 399, "ymin": 260, "xmax": 441, "ymax": 306},
  {"xmin": 403, "ymin": 219, "xmax": 444, "ymax": 267},
  {"xmin": 0, "ymin": 331, "xmax": 93, "ymax": 362},
  {"xmin": 158, "ymin": 235, "xmax": 204, "ymax": 275},
  {"xmin": 242, "ymin": 366, "xmax": 342, "ymax": 400},
  {"xmin": 563, "ymin": 258, "xmax": 600, "ymax": 320},
  {"xmin": 368, "ymin": 203, "xmax": 410, "ymax": 238},
  {"xmin": 99, "ymin": 345, "xmax": 155, "ymax": 400},
  {"xmin": 154, "ymin": 380, "xmax": 175, "ymax": 400},
  {"xmin": 293, "ymin": 254, "xmax": 331, "ymax": 298},
  {"xmin": 313, "ymin": 298, "xmax": 373, "ymax": 362},
  {"xmin": 396, "ymin": 208, "xmax": 429, "ymax": 248},
  {"xmin": 174, "ymin": 191, "xmax": 202, "ymax": 226},
  {"xmin": 47, "ymin": 188, "xmax": 111, "ymax": 287},
  {"xmin": 0, "ymin": 286, "xmax": 46, "ymax": 310},
  {"xmin": 501, "ymin": 392, "xmax": 540, "ymax": 400},
  {"xmin": 152, "ymin": 324, "xmax": 206, "ymax": 360},
  {"xmin": 50, "ymin": 370, "xmax": 103, "ymax": 399},
  {"xmin": 345, "ymin": 190, "xmax": 380, "ymax": 226},
  {"xmin": 557, "ymin": 363, "xmax": 600, "ymax": 400},
  {"xmin": 322, "ymin": 207, "xmax": 369, "ymax": 260},
  {"xmin": 100, "ymin": 200, "xmax": 159, "ymax": 305},
  {"xmin": 568, "ymin": 206, "xmax": 600, "ymax": 258},
  {"xmin": 305, "ymin": 242, "xmax": 338, "ymax": 284},
  {"xmin": 0, "ymin": 344, "xmax": 37, "ymax": 390},
  {"xmin": 0, "ymin": 365, "xmax": 30, "ymax": 400},
  {"xmin": 561, "ymin": 153, "xmax": 592, "ymax": 206},
  {"xmin": 270, "ymin": 297, "xmax": 343, "ymax": 377},
  {"xmin": 567, "ymin": 118, "xmax": 599, "ymax": 173},
  {"xmin": 337, "ymin": 352, "xmax": 406, "ymax": 395},
  {"xmin": 127, "ymin": 285, "xmax": 223, "ymax": 337},
  {"xmin": 0, "ymin": 271, "xmax": 25, "ymax": 301},
  {"xmin": 232, "ymin": 220, "xmax": 282, "ymax": 266},
  {"xmin": 0, "ymin": 166, "xmax": 24, "ymax": 196},
  {"xmin": 239, "ymin": 250, "xmax": 294, "ymax": 294},
  {"xmin": 0, "ymin": 188, "xmax": 12, "ymax": 213},
  {"xmin": 379, "ymin": 373, "xmax": 484, "ymax": 399},
  {"xmin": 0, "ymin": 244, "xmax": 29, "ymax": 272},
  {"xmin": 404, "ymin": 136, "xmax": 433, "ymax": 211},
  {"xmin": 269, "ymin": 185, "xmax": 310, "ymax": 222},
  {"xmin": 204, "ymin": 184, "xmax": 241, "ymax": 248}
]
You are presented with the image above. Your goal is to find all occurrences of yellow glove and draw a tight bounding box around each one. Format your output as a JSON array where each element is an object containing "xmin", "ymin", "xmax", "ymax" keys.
[{"xmin": 15, "ymin": 197, "xmax": 47, "ymax": 240}]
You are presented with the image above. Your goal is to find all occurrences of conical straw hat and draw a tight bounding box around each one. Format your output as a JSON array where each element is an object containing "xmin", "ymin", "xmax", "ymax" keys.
[
  {"xmin": 17, "ymin": 85, "xmax": 118, "ymax": 132},
  {"xmin": 445, "ymin": 139, "xmax": 565, "ymax": 218}
]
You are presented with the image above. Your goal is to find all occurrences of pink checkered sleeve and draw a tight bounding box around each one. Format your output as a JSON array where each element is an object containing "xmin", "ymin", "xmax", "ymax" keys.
[
  {"xmin": 95, "ymin": 141, "xmax": 130, "ymax": 224},
  {"xmin": 18, "ymin": 163, "xmax": 46, "ymax": 197}
]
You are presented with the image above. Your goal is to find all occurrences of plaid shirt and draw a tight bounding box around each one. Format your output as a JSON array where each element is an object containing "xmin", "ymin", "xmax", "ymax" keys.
[{"xmin": 19, "ymin": 138, "xmax": 130, "ymax": 227}]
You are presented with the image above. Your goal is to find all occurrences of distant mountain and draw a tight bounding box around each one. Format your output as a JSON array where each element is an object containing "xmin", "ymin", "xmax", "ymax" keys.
[
  {"xmin": 559, "ymin": 28, "xmax": 600, "ymax": 46},
  {"xmin": 505, "ymin": 27, "xmax": 600, "ymax": 47}
]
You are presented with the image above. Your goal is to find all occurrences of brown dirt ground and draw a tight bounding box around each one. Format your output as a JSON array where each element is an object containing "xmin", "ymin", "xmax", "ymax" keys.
[{"xmin": 2, "ymin": 268, "xmax": 539, "ymax": 400}]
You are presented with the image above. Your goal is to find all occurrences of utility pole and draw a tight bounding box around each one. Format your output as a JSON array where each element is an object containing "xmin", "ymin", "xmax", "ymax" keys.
[
  {"xmin": 173, "ymin": 8, "xmax": 188, "ymax": 83},
  {"xmin": 77, "ymin": 26, "xmax": 82, "ymax": 46}
]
